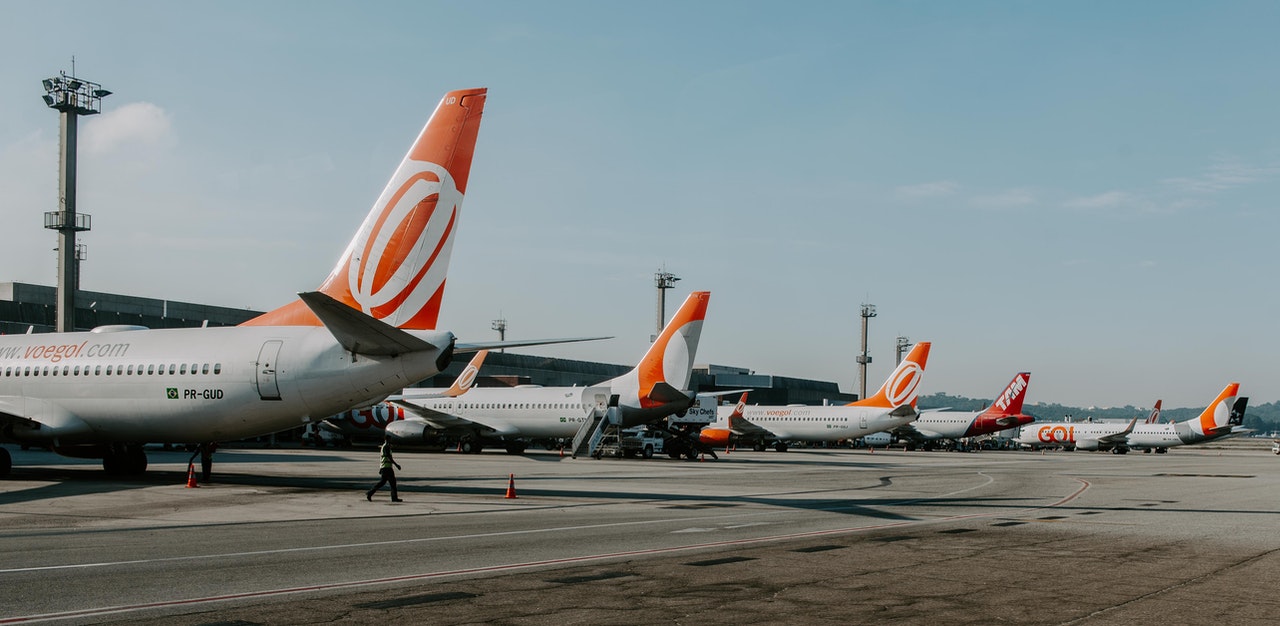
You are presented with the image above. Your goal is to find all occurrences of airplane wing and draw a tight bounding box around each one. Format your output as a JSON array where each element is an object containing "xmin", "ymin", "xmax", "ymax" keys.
[
  {"xmin": 389, "ymin": 401, "xmax": 521, "ymax": 436},
  {"xmin": 0, "ymin": 396, "xmax": 93, "ymax": 442},
  {"xmin": 892, "ymin": 421, "xmax": 945, "ymax": 443},
  {"xmin": 1097, "ymin": 418, "xmax": 1139, "ymax": 445},
  {"xmin": 454, "ymin": 336, "xmax": 611, "ymax": 353}
]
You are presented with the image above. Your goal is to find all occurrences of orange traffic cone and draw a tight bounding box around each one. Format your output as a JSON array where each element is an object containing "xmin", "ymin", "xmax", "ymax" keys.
[
  {"xmin": 559, "ymin": 446, "xmax": 564, "ymax": 458},
  {"xmin": 868, "ymin": 446, "xmax": 874, "ymax": 454},
  {"xmin": 185, "ymin": 463, "xmax": 199, "ymax": 488},
  {"xmin": 504, "ymin": 473, "xmax": 518, "ymax": 499}
]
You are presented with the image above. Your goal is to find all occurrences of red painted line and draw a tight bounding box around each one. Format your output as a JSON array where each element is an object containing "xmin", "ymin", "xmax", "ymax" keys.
[{"xmin": 1, "ymin": 479, "xmax": 1091, "ymax": 624}]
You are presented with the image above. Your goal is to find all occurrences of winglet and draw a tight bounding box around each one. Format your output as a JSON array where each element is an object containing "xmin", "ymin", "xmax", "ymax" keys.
[
  {"xmin": 444, "ymin": 350, "xmax": 487, "ymax": 397},
  {"xmin": 849, "ymin": 342, "xmax": 930, "ymax": 409}
]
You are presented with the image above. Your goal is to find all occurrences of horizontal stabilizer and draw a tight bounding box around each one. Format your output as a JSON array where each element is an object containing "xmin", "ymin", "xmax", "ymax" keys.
[
  {"xmin": 646, "ymin": 381, "xmax": 693, "ymax": 405},
  {"xmin": 299, "ymin": 291, "xmax": 437, "ymax": 356},
  {"xmin": 455, "ymin": 336, "xmax": 612, "ymax": 353},
  {"xmin": 889, "ymin": 404, "xmax": 918, "ymax": 418}
]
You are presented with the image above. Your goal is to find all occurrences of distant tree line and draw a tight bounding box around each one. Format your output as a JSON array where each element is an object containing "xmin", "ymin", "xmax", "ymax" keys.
[{"xmin": 917, "ymin": 392, "xmax": 1280, "ymax": 437}]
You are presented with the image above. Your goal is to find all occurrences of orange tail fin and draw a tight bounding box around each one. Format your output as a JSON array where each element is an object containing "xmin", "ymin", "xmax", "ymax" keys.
[
  {"xmin": 624, "ymin": 291, "xmax": 711, "ymax": 407},
  {"xmin": 444, "ymin": 350, "xmax": 488, "ymax": 397},
  {"xmin": 243, "ymin": 88, "xmax": 488, "ymax": 329},
  {"xmin": 849, "ymin": 342, "xmax": 931, "ymax": 409},
  {"xmin": 1192, "ymin": 383, "xmax": 1239, "ymax": 434}
]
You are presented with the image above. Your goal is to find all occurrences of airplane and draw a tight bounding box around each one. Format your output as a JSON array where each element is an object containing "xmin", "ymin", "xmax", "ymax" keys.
[
  {"xmin": 1016, "ymin": 383, "xmax": 1248, "ymax": 454},
  {"xmin": 893, "ymin": 372, "xmax": 1035, "ymax": 451},
  {"xmin": 697, "ymin": 342, "xmax": 931, "ymax": 452},
  {"xmin": 0, "ymin": 88, "xmax": 597, "ymax": 477},
  {"xmin": 696, "ymin": 391, "xmax": 751, "ymax": 448},
  {"xmin": 312, "ymin": 350, "xmax": 489, "ymax": 445},
  {"xmin": 383, "ymin": 291, "xmax": 711, "ymax": 454}
]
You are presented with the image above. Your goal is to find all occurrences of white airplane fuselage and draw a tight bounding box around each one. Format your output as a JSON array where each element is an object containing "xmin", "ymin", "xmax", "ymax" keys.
[
  {"xmin": 408, "ymin": 385, "xmax": 610, "ymax": 439},
  {"xmin": 1017, "ymin": 421, "xmax": 1210, "ymax": 450},
  {"xmin": 722, "ymin": 404, "xmax": 913, "ymax": 442},
  {"xmin": 0, "ymin": 326, "xmax": 451, "ymax": 444}
]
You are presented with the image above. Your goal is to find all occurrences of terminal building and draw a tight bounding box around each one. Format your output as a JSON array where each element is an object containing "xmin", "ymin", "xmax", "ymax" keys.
[{"xmin": 2, "ymin": 281, "xmax": 856, "ymax": 406}]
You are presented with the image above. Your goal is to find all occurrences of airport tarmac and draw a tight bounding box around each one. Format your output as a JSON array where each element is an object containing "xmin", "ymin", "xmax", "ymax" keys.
[{"xmin": 1, "ymin": 440, "xmax": 1278, "ymax": 625}]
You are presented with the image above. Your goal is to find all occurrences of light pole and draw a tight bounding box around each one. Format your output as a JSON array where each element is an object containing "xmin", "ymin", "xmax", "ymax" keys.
[
  {"xmin": 654, "ymin": 270, "xmax": 680, "ymax": 341},
  {"xmin": 896, "ymin": 336, "xmax": 910, "ymax": 365},
  {"xmin": 856, "ymin": 304, "xmax": 876, "ymax": 400},
  {"xmin": 42, "ymin": 69, "xmax": 109, "ymax": 332},
  {"xmin": 492, "ymin": 317, "xmax": 507, "ymax": 352}
]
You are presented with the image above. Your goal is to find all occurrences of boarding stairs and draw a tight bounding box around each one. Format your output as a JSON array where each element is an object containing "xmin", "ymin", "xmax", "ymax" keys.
[{"xmin": 571, "ymin": 404, "xmax": 621, "ymax": 459}]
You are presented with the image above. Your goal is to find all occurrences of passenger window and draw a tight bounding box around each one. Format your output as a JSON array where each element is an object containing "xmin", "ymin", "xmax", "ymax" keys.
[
  {"xmin": 214, "ymin": 363, "xmax": 222, "ymax": 375},
  {"xmin": 202, "ymin": 364, "xmax": 209, "ymax": 375},
  {"xmin": 107, "ymin": 365, "xmax": 114, "ymax": 376},
  {"xmin": 180, "ymin": 364, "xmax": 188, "ymax": 375},
  {"xmin": 147, "ymin": 364, "xmax": 155, "ymax": 375},
  {"xmin": 169, "ymin": 364, "xmax": 176, "ymax": 375},
  {"xmin": 127, "ymin": 365, "xmax": 134, "ymax": 375},
  {"xmin": 95, "ymin": 366, "xmax": 102, "ymax": 375}
]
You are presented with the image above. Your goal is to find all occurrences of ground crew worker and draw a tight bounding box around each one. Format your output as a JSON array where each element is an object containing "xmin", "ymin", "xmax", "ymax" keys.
[{"xmin": 366, "ymin": 436, "xmax": 403, "ymax": 502}]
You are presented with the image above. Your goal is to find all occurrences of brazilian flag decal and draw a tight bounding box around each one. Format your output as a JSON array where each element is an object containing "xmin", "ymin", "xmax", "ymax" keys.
[{"xmin": 166, "ymin": 388, "xmax": 179, "ymax": 399}]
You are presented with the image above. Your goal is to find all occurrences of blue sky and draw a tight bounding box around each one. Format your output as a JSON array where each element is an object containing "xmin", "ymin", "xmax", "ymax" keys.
[{"xmin": 2, "ymin": 1, "xmax": 1278, "ymax": 409}]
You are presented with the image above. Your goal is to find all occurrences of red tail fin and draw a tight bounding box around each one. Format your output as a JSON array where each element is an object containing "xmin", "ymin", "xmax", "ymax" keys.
[
  {"xmin": 1144, "ymin": 400, "xmax": 1163, "ymax": 424},
  {"xmin": 982, "ymin": 372, "xmax": 1031, "ymax": 417},
  {"xmin": 243, "ymin": 88, "xmax": 488, "ymax": 328}
]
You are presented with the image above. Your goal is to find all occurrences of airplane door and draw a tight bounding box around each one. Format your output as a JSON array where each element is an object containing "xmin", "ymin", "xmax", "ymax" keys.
[
  {"xmin": 256, "ymin": 340, "xmax": 283, "ymax": 401},
  {"xmin": 860, "ymin": 415, "xmax": 868, "ymax": 430}
]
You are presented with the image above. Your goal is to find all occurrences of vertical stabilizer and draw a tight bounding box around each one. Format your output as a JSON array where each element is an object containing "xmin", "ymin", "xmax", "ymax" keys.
[
  {"xmin": 607, "ymin": 291, "xmax": 711, "ymax": 409},
  {"xmin": 849, "ymin": 342, "xmax": 931, "ymax": 409},
  {"xmin": 444, "ymin": 350, "xmax": 488, "ymax": 397},
  {"xmin": 982, "ymin": 372, "xmax": 1031, "ymax": 417},
  {"xmin": 1144, "ymin": 400, "xmax": 1163, "ymax": 424},
  {"xmin": 244, "ymin": 88, "xmax": 488, "ymax": 329},
  {"xmin": 1188, "ymin": 383, "xmax": 1240, "ymax": 436}
]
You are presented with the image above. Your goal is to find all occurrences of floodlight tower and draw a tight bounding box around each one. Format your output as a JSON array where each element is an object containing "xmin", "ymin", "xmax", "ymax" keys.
[
  {"xmin": 856, "ymin": 303, "xmax": 877, "ymax": 399},
  {"xmin": 896, "ymin": 335, "xmax": 910, "ymax": 365},
  {"xmin": 41, "ymin": 69, "xmax": 110, "ymax": 332},
  {"xmin": 492, "ymin": 317, "xmax": 507, "ymax": 352},
  {"xmin": 654, "ymin": 269, "xmax": 680, "ymax": 340}
]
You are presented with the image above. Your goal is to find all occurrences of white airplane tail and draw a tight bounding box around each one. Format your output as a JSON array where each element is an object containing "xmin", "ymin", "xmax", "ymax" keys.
[
  {"xmin": 607, "ymin": 291, "xmax": 711, "ymax": 412},
  {"xmin": 847, "ymin": 342, "xmax": 931, "ymax": 411},
  {"xmin": 1184, "ymin": 383, "xmax": 1242, "ymax": 437},
  {"xmin": 243, "ymin": 88, "xmax": 488, "ymax": 330}
]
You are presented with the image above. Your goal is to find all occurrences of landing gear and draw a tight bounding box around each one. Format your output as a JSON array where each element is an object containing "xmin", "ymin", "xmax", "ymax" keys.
[
  {"xmin": 774, "ymin": 441, "xmax": 789, "ymax": 453},
  {"xmin": 504, "ymin": 441, "xmax": 528, "ymax": 455},
  {"xmin": 753, "ymin": 442, "xmax": 766, "ymax": 452},
  {"xmin": 103, "ymin": 444, "xmax": 147, "ymax": 475},
  {"xmin": 460, "ymin": 439, "xmax": 483, "ymax": 454},
  {"xmin": 0, "ymin": 447, "xmax": 10, "ymax": 478}
]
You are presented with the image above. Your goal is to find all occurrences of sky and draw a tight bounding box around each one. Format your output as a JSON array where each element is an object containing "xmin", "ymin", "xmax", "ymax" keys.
[{"xmin": 2, "ymin": 1, "xmax": 1278, "ymax": 409}]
